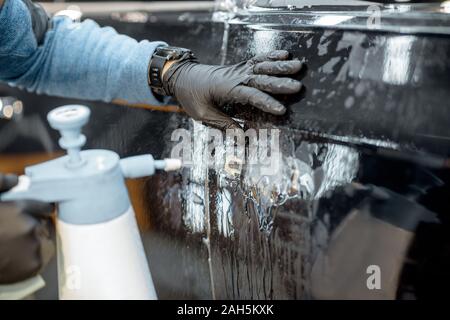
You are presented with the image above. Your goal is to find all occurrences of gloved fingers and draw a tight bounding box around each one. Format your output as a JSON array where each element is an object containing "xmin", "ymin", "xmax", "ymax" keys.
[
  {"xmin": 230, "ymin": 85, "xmax": 286, "ymax": 115},
  {"xmin": 253, "ymin": 60, "xmax": 303, "ymax": 75},
  {"xmin": 0, "ymin": 229, "xmax": 42, "ymax": 284},
  {"xmin": 0, "ymin": 205, "xmax": 42, "ymax": 284},
  {"xmin": 248, "ymin": 75, "xmax": 302, "ymax": 94},
  {"xmin": 0, "ymin": 174, "xmax": 18, "ymax": 192},
  {"xmin": 16, "ymin": 200, "xmax": 55, "ymax": 219},
  {"xmin": 250, "ymin": 50, "xmax": 290, "ymax": 63}
]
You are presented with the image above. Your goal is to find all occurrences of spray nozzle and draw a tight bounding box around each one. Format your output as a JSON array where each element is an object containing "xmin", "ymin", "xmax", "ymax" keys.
[{"xmin": 120, "ymin": 156, "xmax": 182, "ymax": 179}]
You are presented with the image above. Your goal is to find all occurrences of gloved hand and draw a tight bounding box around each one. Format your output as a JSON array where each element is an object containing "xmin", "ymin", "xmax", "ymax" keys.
[
  {"xmin": 163, "ymin": 50, "xmax": 303, "ymax": 130},
  {"xmin": 0, "ymin": 173, "xmax": 55, "ymax": 284}
]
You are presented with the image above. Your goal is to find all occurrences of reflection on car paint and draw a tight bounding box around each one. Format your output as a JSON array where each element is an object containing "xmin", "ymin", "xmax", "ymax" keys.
[{"xmin": 1, "ymin": 1, "xmax": 449, "ymax": 299}]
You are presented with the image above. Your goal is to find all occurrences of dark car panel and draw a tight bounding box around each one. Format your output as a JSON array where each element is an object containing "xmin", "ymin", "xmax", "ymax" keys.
[{"xmin": 1, "ymin": 1, "xmax": 449, "ymax": 299}]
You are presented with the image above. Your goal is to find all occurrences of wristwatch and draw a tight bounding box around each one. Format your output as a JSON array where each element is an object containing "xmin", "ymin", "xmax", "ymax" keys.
[{"xmin": 148, "ymin": 46, "xmax": 195, "ymax": 96}]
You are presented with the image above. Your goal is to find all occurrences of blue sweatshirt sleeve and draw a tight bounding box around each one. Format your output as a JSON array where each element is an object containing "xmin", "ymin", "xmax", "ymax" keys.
[{"xmin": 0, "ymin": 0, "xmax": 168, "ymax": 105}]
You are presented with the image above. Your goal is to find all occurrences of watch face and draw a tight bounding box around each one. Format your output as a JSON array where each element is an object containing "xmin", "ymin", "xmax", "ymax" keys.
[
  {"xmin": 167, "ymin": 51, "xmax": 178, "ymax": 59},
  {"xmin": 157, "ymin": 47, "xmax": 191, "ymax": 60}
]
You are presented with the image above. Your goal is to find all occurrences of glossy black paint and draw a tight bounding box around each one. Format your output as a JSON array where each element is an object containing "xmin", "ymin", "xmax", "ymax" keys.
[{"xmin": 1, "ymin": 4, "xmax": 449, "ymax": 299}]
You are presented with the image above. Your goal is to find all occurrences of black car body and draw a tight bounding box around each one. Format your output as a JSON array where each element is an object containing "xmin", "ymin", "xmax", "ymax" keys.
[{"xmin": 1, "ymin": 0, "xmax": 449, "ymax": 299}]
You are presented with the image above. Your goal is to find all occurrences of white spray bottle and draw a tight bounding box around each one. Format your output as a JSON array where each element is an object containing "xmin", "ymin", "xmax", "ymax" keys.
[{"xmin": 1, "ymin": 105, "xmax": 181, "ymax": 300}]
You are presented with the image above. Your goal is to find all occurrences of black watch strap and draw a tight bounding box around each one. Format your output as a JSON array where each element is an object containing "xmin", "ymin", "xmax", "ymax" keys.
[
  {"xmin": 148, "ymin": 46, "xmax": 195, "ymax": 97},
  {"xmin": 148, "ymin": 55, "xmax": 167, "ymax": 96}
]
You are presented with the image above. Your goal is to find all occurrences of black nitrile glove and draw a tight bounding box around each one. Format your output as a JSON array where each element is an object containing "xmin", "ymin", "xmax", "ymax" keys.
[
  {"xmin": 0, "ymin": 173, "xmax": 55, "ymax": 284},
  {"xmin": 163, "ymin": 50, "xmax": 303, "ymax": 129}
]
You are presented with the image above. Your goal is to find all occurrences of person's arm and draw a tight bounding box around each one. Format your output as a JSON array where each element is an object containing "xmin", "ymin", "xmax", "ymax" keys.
[
  {"xmin": 0, "ymin": 0, "xmax": 167, "ymax": 105},
  {"xmin": 1, "ymin": 0, "xmax": 304, "ymax": 129}
]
